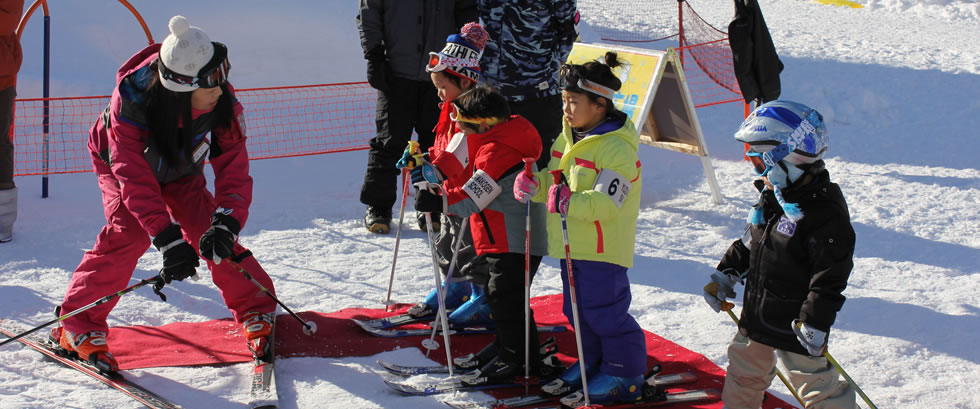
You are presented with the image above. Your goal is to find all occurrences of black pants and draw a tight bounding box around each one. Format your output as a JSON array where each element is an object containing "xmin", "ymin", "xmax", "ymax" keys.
[
  {"xmin": 359, "ymin": 77, "xmax": 440, "ymax": 210},
  {"xmin": 485, "ymin": 252, "xmax": 543, "ymax": 364},
  {"xmin": 0, "ymin": 86, "xmax": 16, "ymax": 189},
  {"xmin": 510, "ymin": 94, "xmax": 564, "ymax": 170},
  {"xmin": 435, "ymin": 213, "xmax": 489, "ymax": 286}
]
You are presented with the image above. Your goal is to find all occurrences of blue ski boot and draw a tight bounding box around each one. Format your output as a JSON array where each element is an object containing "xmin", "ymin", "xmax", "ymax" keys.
[
  {"xmin": 540, "ymin": 359, "xmax": 599, "ymax": 397},
  {"xmin": 447, "ymin": 284, "xmax": 493, "ymax": 326},
  {"xmin": 406, "ymin": 280, "xmax": 470, "ymax": 318},
  {"xmin": 558, "ymin": 372, "xmax": 645, "ymax": 406}
]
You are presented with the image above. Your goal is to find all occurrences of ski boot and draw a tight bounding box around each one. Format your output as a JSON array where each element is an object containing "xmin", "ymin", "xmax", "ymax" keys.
[
  {"xmin": 49, "ymin": 327, "xmax": 119, "ymax": 374},
  {"xmin": 454, "ymin": 336, "xmax": 560, "ymax": 371},
  {"xmin": 459, "ymin": 355, "xmax": 523, "ymax": 386},
  {"xmin": 447, "ymin": 284, "xmax": 493, "ymax": 326},
  {"xmin": 242, "ymin": 311, "xmax": 275, "ymax": 362},
  {"xmin": 405, "ymin": 280, "xmax": 470, "ymax": 318},
  {"xmin": 541, "ymin": 359, "xmax": 599, "ymax": 397},
  {"xmin": 558, "ymin": 372, "xmax": 645, "ymax": 407},
  {"xmin": 453, "ymin": 340, "xmax": 499, "ymax": 371}
]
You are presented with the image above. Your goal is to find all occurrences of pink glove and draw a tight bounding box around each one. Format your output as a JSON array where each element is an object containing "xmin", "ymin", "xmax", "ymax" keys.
[
  {"xmin": 547, "ymin": 184, "xmax": 571, "ymax": 216},
  {"xmin": 513, "ymin": 172, "xmax": 539, "ymax": 203}
]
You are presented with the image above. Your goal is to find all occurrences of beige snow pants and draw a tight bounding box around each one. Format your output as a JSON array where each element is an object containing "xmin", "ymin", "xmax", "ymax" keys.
[{"xmin": 722, "ymin": 332, "xmax": 857, "ymax": 409}]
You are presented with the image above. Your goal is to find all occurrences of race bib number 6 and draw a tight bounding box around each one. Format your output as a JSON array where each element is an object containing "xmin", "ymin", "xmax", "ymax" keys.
[{"xmin": 593, "ymin": 168, "xmax": 631, "ymax": 208}]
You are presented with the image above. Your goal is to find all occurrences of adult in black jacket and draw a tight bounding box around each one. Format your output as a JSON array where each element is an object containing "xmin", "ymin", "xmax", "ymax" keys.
[
  {"xmin": 356, "ymin": 0, "xmax": 477, "ymax": 233},
  {"xmin": 705, "ymin": 101, "xmax": 857, "ymax": 409}
]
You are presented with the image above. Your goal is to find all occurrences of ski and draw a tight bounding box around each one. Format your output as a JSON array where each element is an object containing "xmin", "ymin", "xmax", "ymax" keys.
[
  {"xmin": 384, "ymin": 376, "xmax": 526, "ymax": 396},
  {"xmin": 377, "ymin": 337, "xmax": 560, "ymax": 377},
  {"xmin": 543, "ymin": 388, "xmax": 720, "ymax": 409},
  {"xmin": 357, "ymin": 322, "xmax": 565, "ymax": 338},
  {"xmin": 441, "ymin": 372, "xmax": 699, "ymax": 409},
  {"xmin": 247, "ymin": 319, "xmax": 278, "ymax": 409},
  {"xmin": 351, "ymin": 313, "xmax": 435, "ymax": 330},
  {"xmin": 0, "ymin": 321, "xmax": 181, "ymax": 409}
]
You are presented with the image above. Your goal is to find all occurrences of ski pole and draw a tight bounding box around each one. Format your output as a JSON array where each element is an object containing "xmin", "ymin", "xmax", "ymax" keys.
[
  {"xmin": 724, "ymin": 308, "xmax": 805, "ymax": 408},
  {"xmin": 384, "ymin": 141, "xmax": 421, "ymax": 311},
  {"xmin": 228, "ymin": 253, "xmax": 317, "ymax": 336},
  {"xmin": 550, "ymin": 169, "xmax": 590, "ymax": 406},
  {"xmin": 825, "ymin": 349, "xmax": 878, "ymax": 409},
  {"xmin": 1, "ymin": 276, "xmax": 163, "ymax": 348},
  {"xmin": 423, "ymin": 212, "xmax": 468, "ymax": 360},
  {"xmin": 421, "ymin": 209, "xmax": 455, "ymax": 380},
  {"xmin": 522, "ymin": 158, "xmax": 535, "ymax": 396}
]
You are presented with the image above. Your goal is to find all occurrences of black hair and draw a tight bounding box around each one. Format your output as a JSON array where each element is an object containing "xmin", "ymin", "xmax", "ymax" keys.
[
  {"xmin": 453, "ymin": 85, "xmax": 510, "ymax": 123},
  {"xmin": 145, "ymin": 60, "xmax": 234, "ymax": 167},
  {"xmin": 560, "ymin": 51, "xmax": 624, "ymax": 110}
]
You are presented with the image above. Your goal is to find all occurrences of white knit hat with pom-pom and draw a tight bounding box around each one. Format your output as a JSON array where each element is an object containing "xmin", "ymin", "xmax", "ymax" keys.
[{"xmin": 159, "ymin": 15, "xmax": 214, "ymax": 92}]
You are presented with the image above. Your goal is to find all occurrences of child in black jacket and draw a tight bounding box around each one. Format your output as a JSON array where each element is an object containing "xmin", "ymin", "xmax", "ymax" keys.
[{"xmin": 704, "ymin": 100, "xmax": 858, "ymax": 409}]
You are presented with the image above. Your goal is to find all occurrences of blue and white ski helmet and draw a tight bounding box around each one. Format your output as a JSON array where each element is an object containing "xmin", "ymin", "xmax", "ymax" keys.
[{"xmin": 735, "ymin": 100, "xmax": 828, "ymax": 166}]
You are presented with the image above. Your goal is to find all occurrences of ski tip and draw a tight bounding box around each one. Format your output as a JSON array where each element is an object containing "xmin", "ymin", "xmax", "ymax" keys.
[
  {"xmin": 350, "ymin": 318, "xmax": 381, "ymax": 329},
  {"xmin": 382, "ymin": 379, "xmax": 416, "ymax": 395}
]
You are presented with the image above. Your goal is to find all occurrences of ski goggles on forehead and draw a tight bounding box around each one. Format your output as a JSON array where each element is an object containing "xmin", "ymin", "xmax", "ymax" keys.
[
  {"xmin": 427, "ymin": 52, "xmax": 479, "ymax": 72},
  {"xmin": 449, "ymin": 104, "xmax": 503, "ymax": 126},
  {"xmin": 160, "ymin": 43, "xmax": 231, "ymax": 89}
]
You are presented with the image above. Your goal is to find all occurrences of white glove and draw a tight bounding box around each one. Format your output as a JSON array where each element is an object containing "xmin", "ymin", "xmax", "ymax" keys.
[
  {"xmin": 792, "ymin": 319, "xmax": 828, "ymax": 356},
  {"xmin": 702, "ymin": 269, "xmax": 739, "ymax": 313}
]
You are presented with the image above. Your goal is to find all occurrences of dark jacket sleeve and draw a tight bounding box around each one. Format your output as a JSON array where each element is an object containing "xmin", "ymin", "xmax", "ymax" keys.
[
  {"xmin": 799, "ymin": 217, "xmax": 855, "ymax": 331},
  {"xmin": 717, "ymin": 238, "xmax": 751, "ymax": 276},
  {"xmin": 554, "ymin": 0, "xmax": 579, "ymax": 61},
  {"xmin": 455, "ymin": 0, "xmax": 478, "ymax": 27},
  {"xmin": 357, "ymin": 0, "xmax": 384, "ymax": 58}
]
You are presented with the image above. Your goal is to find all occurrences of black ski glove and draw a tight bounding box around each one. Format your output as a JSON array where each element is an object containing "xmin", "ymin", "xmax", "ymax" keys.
[
  {"xmin": 152, "ymin": 224, "xmax": 199, "ymax": 293},
  {"xmin": 365, "ymin": 46, "xmax": 390, "ymax": 93},
  {"xmin": 199, "ymin": 211, "xmax": 241, "ymax": 264},
  {"xmin": 414, "ymin": 189, "xmax": 443, "ymax": 214}
]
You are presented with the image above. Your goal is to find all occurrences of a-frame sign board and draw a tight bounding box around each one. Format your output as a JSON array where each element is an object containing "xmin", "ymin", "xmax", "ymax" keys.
[{"xmin": 565, "ymin": 43, "xmax": 723, "ymax": 204}]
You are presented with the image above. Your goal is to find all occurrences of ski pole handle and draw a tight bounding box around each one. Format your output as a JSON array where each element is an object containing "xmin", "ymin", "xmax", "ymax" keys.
[
  {"xmin": 549, "ymin": 169, "xmax": 564, "ymax": 185},
  {"xmin": 523, "ymin": 158, "xmax": 535, "ymax": 176},
  {"xmin": 703, "ymin": 282, "xmax": 735, "ymax": 311},
  {"xmin": 405, "ymin": 141, "xmax": 420, "ymax": 169}
]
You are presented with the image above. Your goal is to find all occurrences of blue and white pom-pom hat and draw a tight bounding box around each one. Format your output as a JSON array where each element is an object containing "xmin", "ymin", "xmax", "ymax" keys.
[{"xmin": 735, "ymin": 100, "xmax": 828, "ymax": 223}]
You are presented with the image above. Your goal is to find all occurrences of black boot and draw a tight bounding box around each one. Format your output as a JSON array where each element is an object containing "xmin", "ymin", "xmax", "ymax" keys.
[{"xmin": 364, "ymin": 206, "xmax": 392, "ymax": 234}]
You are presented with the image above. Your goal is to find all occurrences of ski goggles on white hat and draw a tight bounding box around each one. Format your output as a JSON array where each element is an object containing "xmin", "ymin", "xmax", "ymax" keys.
[
  {"xmin": 160, "ymin": 42, "xmax": 231, "ymax": 89},
  {"xmin": 427, "ymin": 52, "xmax": 480, "ymax": 82}
]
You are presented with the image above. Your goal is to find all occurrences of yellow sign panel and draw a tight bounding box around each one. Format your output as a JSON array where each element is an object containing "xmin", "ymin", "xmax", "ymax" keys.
[
  {"xmin": 565, "ymin": 42, "xmax": 724, "ymax": 204},
  {"xmin": 565, "ymin": 43, "xmax": 664, "ymax": 129}
]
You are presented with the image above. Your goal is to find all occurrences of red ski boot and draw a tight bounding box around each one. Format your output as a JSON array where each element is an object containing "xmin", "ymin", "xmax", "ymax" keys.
[
  {"xmin": 50, "ymin": 327, "xmax": 119, "ymax": 373},
  {"xmin": 242, "ymin": 312, "xmax": 275, "ymax": 361}
]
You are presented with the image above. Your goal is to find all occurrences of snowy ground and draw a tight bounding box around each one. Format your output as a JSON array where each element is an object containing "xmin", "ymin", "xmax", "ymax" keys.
[{"xmin": 1, "ymin": 0, "xmax": 978, "ymax": 408}]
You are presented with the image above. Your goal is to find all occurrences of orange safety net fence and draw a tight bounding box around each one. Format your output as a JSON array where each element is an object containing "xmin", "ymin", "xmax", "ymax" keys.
[{"xmin": 12, "ymin": 82, "xmax": 377, "ymax": 177}]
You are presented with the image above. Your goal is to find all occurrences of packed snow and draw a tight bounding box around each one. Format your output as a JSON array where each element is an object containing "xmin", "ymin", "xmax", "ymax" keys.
[{"xmin": 1, "ymin": 0, "xmax": 977, "ymax": 408}]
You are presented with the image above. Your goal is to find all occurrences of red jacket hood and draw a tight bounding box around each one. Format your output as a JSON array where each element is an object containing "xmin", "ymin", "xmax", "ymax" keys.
[{"xmin": 468, "ymin": 115, "xmax": 542, "ymax": 163}]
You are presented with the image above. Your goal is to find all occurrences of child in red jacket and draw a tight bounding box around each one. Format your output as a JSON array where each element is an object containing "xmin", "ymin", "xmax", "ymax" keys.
[
  {"xmin": 398, "ymin": 23, "xmax": 497, "ymax": 344},
  {"xmin": 411, "ymin": 86, "xmax": 556, "ymax": 384}
]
